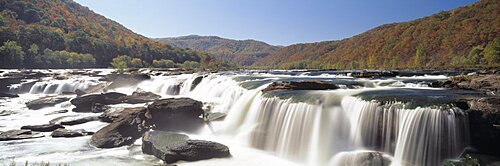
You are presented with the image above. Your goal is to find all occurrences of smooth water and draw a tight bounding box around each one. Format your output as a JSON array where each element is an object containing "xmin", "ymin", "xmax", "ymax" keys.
[{"xmin": 0, "ymin": 69, "xmax": 470, "ymax": 166}]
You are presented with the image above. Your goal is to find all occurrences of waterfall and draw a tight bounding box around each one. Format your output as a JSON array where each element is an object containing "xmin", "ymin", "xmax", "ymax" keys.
[
  {"xmin": 188, "ymin": 75, "xmax": 246, "ymax": 113},
  {"xmin": 9, "ymin": 80, "xmax": 96, "ymax": 94},
  {"xmin": 224, "ymin": 94, "xmax": 469, "ymax": 166}
]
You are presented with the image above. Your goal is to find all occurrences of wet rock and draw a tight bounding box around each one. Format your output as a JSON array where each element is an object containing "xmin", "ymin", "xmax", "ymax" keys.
[
  {"xmin": 50, "ymin": 116, "xmax": 99, "ymax": 126},
  {"xmin": 26, "ymin": 96, "xmax": 70, "ymax": 110},
  {"xmin": 21, "ymin": 124, "xmax": 64, "ymax": 132},
  {"xmin": 70, "ymin": 92, "xmax": 125, "ymax": 112},
  {"xmin": 124, "ymin": 89, "xmax": 161, "ymax": 104},
  {"xmin": 190, "ymin": 76, "xmax": 204, "ymax": 91},
  {"xmin": 90, "ymin": 107, "xmax": 149, "ymax": 148},
  {"xmin": 146, "ymin": 98, "xmax": 204, "ymax": 131},
  {"xmin": 262, "ymin": 81, "xmax": 339, "ymax": 93},
  {"xmin": 44, "ymin": 109, "xmax": 68, "ymax": 115},
  {"xmin": 98, "ymin": 107, "xmax": 145, "ymax": 123},
  {"xmin": 51, "ymin": 128, "xmax": 94, "ymax": 138},
  {"xmin": 205, "ymin": 112, "xmax": 227, "ymax": 122},
  {"xmin": 0, "ymin": 77, "xmax": 23, "ymax": 92},
  {"xmin": 467, "ymin": 96, "xmax": 500, "ymax": 157},
  {"xmin": 0, "ymin": 110, "xmax": 15, "ymax": 116},
  {"xmin": 0, "ymin": 129, "xmax": 44, "ymax": 141},
  {"xmin": 332, "ymin": 151, "xmax": 390, "ymax": 166},
  {"xmin": 0, "ymin": 92, "xmax": 18, "ymax": 98},
  {"xmin": 350, "ymin": 71, "xmax": 398, "ymax": 78},
  {"xmin": 142, "ymin": 131, "xmax": 230, "ymax": 163}
]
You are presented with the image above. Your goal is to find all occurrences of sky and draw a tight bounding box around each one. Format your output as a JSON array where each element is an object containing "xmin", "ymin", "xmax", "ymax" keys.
[{"xmin": 74, "ymin": 0, "xmax": 478, "ymax": 46}]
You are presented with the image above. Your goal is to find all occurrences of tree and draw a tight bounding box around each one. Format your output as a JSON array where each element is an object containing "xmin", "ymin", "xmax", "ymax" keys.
[
  {"xmin": 483, "ymin": 38, "xmax": 500, "ymax": 66},
  {"xmin": 152, "ymin": 59, "xmax": 175, "ymax": 68},
  {"xmin": 367, "ymin": 54, "xmax": 377, "ymax": 69},
  {"xmin": 179, "ymin": 61, "xmax": 201, "ymax": 69},
  {"xmin": 130, "ymin": 58, "xmax": 143, "ymax": 68},
  {"xmin": 467, "ymin": 46, "xmax": 483, "ymax": 65},
  {"xmin": 111, "ymin": 55, "xmax": 132, "ymax": 71},
  {"xmin": 0, "ymin": 41, "xmax": 25, "ymax": 68},
  {"xmin": 414, "ymin": 47, "xmax": 427, "ymax": 68}
]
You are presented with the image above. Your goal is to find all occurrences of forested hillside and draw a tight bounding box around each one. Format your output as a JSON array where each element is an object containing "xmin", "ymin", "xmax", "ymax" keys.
[
  {"xmin": 157, "ymin": 35, "xmax": 281, "ymax": 66},
  {"xmin": 257, "ymin": 0, "xmax": 500, "ymax": 69},
  {"xmin": 0, "ymin": 0, "xmax": 210, "ymax": 68}
]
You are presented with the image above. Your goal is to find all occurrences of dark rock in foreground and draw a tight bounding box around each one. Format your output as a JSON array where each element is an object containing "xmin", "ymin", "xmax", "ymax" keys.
[
  {"xmin": 99, "ymin": 107, "xmax": 145, "ymax": 123},
  {"xmin": 467, "ymin": 96, "xmax": 500, "ymax": 157},
  {"xmin": 51, "ymin": 128, "xmax": 94, "ymax": 138},
  {"xmin": 262, "ymin": 81, "xmax": 339, "ymax": 93},
  {"xmin": 21, "ymin": 124, "xmax": 64, "ymax": 132},
  {"xmin": 142, "ymin": 131, "xmax": 230, "ymax": 163},
  {"xmin": 146, "ymin": 98, "xmax": 204, "ymax": 132},
  {"xmin": 0, "ymin": 129, "xmax": 44, "ymax": 141},
  {"xmin": 26, "ymin": 96, "xmax": 70, "ymax": 110},
  {"xmin": 90, "ymin": 107, "xmax": 149, "ymax": 148}
]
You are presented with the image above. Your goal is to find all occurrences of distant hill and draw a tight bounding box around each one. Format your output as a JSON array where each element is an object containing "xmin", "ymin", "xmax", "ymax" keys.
[
  {"xmin": 157, "ymin": 35, "xmax": 281, "ymax": 66},
  {"xmin": 256, "ymin": 0, "xmax": 500, "ymax": 69},
  {"xmin": 0, "ymin": 0, "xmax": 208, "ymax": 68}
]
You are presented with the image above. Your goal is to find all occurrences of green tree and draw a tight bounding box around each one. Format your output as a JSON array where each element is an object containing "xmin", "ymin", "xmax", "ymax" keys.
[
  {"xmin": 0, "ymin": 41, "xmax": 25, "ymax": 68},
  {"xmin": 152, "ymin": 59, "xmax": 175, "ymax": 68},
  {"xmin": 111, "ymin": 55, "xmax": 132, "ymax": 71},
  {"xmin": 130, "ymin": 58, "xmax": 143, "ymax": 68},
  {"xmin": 414, "ymin": 47, "xmax": 426, "ymax": 68},
  {"xmin": 179, "ymin": 61, "xmax": 201, "ymax": 69},
  {"xmin": 367, "ymin": 54, "xmax": 377, "ymax": 69},
  {"xmin": 483, "ymin": 38, "xmax": 500, "ymax": 66},
  {"xmin": 467, "ymin": 46, "xmax": 483, "ymax": 65}
]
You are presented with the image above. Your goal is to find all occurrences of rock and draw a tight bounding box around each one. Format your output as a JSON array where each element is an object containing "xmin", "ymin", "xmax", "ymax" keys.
[
  {"xmin": 75, "ymin": 83, "xmax": 110, "ymax": 96},
  {"xmin": 98, "ymin": 107, "xmax": 145, "ymax": 123},
  {"xmin": 21, "ymin": 124, "xmax": 64, "ymax": 132},
  {"xmin": 90, "ymin": 107, "xmax": 149, "ymax": 148},
  {"xmin": 26, "ymin": 96, "xmax": 70, "ymax": 110},
  {"xmin": 0, "ymin": 110, "xmax": 15, "ymax": 116},
  {"xmin": 350, "ymin": 71, "xmax": 398, "ymax": 78},
  {"xmin": 435, "ymin": 74, "xmax": 500, "ymax": 93},
  {"xmin": 70, "ymin": 92, "xmax": 125, "ymax": 112},
  {"xmin": 331, "ymin": 151, "xmax": 390, "ymax": 166},
  {"xmin": 50, "ymin": 116, "xmax": 99, "ymax": 126},
  {"xmin": 0, "ymin": 77, "xmax": 23, "ymax": 92},
  {"xmin": 142, "ymin": 131, "xmax": 230, "ymax": 163},
  {"xmin": 205, "ymin": 112, "xmax": 227, "ymax": 122},
  {"xmin": 124, "ymin": 89, "xmax": 161, "ymax": 104},
  {"xmin": 0, "ymin": 92, "xmax": 18, "ymax": 98},
  {"xmin": 44, "ymin": 109, "xmax": 68, "ymax": 115},
  {"xmin": 262, "ymin": 81, "xmax": 339, "ymax": 93},
  {"xmin": 146, "ymin": 98, "xmax": 204, "ymax": 131},
  {"xmin": 0, "ymin": 129, "xmax": 44, "ymax": 141},
  {"xmin": 190, "ymin": 76, "xmax": 204, "ymax": 91},
  {"xmin": 467, "ymin": 96, "xmax": 500, "ymax": 157},
  {"xmin": 51, "ymin": 128, "xmax": 94, "ymax": 138}
]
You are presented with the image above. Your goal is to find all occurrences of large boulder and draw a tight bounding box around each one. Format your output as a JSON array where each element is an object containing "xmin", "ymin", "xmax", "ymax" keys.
[
  {"xmin": 262, "ymin": 81, "xmax": 339, "ymax": 93},
  {"xmin": 26, "ymin": 96, "xmax": 70, "ymax": 110},
  {"xmin": 70, "ymin": 92, "xmax": 125, "ymax": 112},
  {"xmin": 146, "ymin": 98, "xmax": 204, "ymax": 132},
  {"xmin": 142, "ymin": 131, "xmax": 230, "ymax": 163},
  {"xmin": 123, "ymin": 89, "xmax": 161, "ymax": 104},
  {"xmin": 90, "ymin": 107, "xmax": 149, "ymax": 148},
  {"xmin": 0, "ymin": 129, "xmax": 44, "ymax": 141},
  {"xmin": 432, "ymin": 74, "xmax": 500, "ymax": 93},
  {"xmin": 467, "ymin": 96, "xmax": 500, "ymax": 157},
  {"xmin": 51, "ymin": 129, "xmax": 94, "ymax": 138},
  {"xmin": 98, "ymin": 107, "xmax": 145, "ymax": 123},
  {"xmin": 21, "ymin": 124, "xmax": 64, "ymax": 132}
]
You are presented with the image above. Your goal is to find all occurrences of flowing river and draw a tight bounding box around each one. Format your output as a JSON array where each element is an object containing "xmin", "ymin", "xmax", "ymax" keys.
[{"xmin": 0, "ymin": 69, "xmax": 476, "ymax": 166}]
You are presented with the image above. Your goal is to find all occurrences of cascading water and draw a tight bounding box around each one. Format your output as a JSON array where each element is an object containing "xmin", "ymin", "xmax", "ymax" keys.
[
  {"xmin": 9, "ymin": 79, "xmax": 98, "ymax": 94},
  {"xmin": 223, "ymin": 91, "xmax": 469, "ymax": 166}
]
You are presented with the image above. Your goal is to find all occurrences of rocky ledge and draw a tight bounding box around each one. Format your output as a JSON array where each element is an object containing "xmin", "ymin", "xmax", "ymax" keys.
[
  {"xmin": 0, "ymin": 129, "xmax": 44, "ymax": 141},
  {"xmin": 26, "ymin": 96, "xmax": 71, "ymax": 110},
  {"xmin": 262, "ymin": 81, "xmax": 339, "ymax": 93}
]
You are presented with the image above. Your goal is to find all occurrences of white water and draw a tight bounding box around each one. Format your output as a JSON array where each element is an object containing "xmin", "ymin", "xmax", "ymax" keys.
[{"xmin": 0, "ymin": 69, "xmax": 468, "ymax": 166}]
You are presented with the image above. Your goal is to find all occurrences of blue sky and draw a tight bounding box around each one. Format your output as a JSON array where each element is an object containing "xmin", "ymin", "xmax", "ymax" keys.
[{"xmin": 74, "ymin": 0, "xmax": 478, "ymax": 46}]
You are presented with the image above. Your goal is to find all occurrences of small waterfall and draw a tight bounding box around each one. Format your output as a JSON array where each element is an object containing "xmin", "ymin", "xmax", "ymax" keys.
[
  {"xmin": 10, "ymin": 80, "xmax": 96, "ymax": 94},
  {"xmin": 224, "ymin": 94, "xmax": 469, "ymax": 166},
  {"xmin": 189, "ymin": 75, "xmax": 246, "ymax": 113}
]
